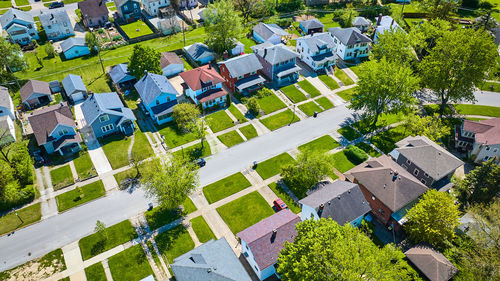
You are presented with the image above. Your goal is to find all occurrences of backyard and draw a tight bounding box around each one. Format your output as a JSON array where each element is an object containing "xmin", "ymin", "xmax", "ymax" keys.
[{"xmin": 120, "ymin": 20, "xmax": 154, "ymax": 39}]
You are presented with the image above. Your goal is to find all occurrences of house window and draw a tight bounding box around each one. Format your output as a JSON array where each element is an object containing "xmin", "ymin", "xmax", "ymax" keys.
[
  {"xmin": 63, "ymin": 22, "xmax": 67, "ymax": 27},
  {"xmin": 484, "ymin": 156, "xmax": 490, "ymax": 161},
  {"xmin": 413, "ymin": 169, "xmax": 419, "ymax": 176},
  {"xmin": 406, "ymin": 159, "xmax": 411, "ymax": 165},
  {"xmin": 486, "ymin": 146, "xmax": 490, "ymax": 151},
  {"xmin": 421, "ymin": 179, "xmax": 426, "ymax": 185},
  {"xmin": 254, "ymin": 265, "xmax": 259, "ymax": 272},
  {"xmin": 371, "ymin": 196, "xmax": 375, "ymax": 200},
  {"xmin": 378, "ymin": 208, "xmax": 384, "ymax": 214},
  {"xmin": 58, "ymin": 128, "xmax": 68, "ymax": 136},
  {"xmin": 494, "ymin": 148, "xmax": 498, "ymax": 153},
  {"xmin": 156, "ymin": 100, "xmax": 160, "ymax": 105},
  {"xmin": 101, "ymin": 124, "xmax": 114, "ymax": 133},
  {"xmin": 424, "ymin": 172, "xmax": 429, "ymax": 178},
  {"xmin": 167, "ymin": 97, "xmax": 171, "ymax": 102},
  {"xmin": 402, "ymin": 164, "xmax": 408, "ymax": 169},
  {"xmin": 100, "ymin": 114, "xmax": 110, "ymax": 122}
]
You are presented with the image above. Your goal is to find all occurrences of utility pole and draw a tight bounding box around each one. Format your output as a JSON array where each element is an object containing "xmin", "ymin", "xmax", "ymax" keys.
[
  {"xmin": 182, "ymin": 21, "xmax": 186, "ymax": 46},
  {"xmin": 94, "ymin": 32, "xmax": 105, "ymax": 74}
]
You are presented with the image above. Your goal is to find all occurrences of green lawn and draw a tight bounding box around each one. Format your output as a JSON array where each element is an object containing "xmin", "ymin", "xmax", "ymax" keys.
[
  {"xmin": 155, "ymin": 225, "xmax": 195, "ymax": 263},
  {"xmin": 132, "ymin": 130, "xmax": 154, "ymax": 161},
  {"xmin": 145, "ymin": 205, "xmax": 183, "ymax": 230},
  {"xmin": 0, "ymin": 203, "xmax": 41, "ymax": 236},
  {"xmin": 79, "ymin": 220, "xmax": 138, "ymax": 261},
  {"xmin": 298, "ymin": 135, "xmax": 340, "ymax": 153},
  {"xmin": 268, "ymin": 182, "xmax": 300, "ymax": 213},
  {"xmin": 336, "ymin": 87, "xmax": 358, "ymax": 102},
  {"xmin": 228, "ymin": 104, "xmax": 247, "ymax": 123},
  {"xmin": 203, "ymin": 172, "xmax": 251, "ymax": 204},
  {"xmin": 334, "ymin": 69, "xmax": 354, "ymax": 86},
  {"xmin": 50, "ymin": 165, "xmax": 74, "ymax": 190},
  {"xmin": 14, "ymin": 0, "xmax": 29, "ymax": 6},
  {"xmin": 260, "ymin": 109, "xmax": 299, "ymax": 131},
  {"xmin": 318, "ymin": 75, "xmax": 339, "ymax": 90},
  {"xmin": 217, "ymin": 130, "xmax": 245, "ymax": 147},
  {"xmin": 0, "ymin": 0, "xmax": 12, "ymax": 8},
  {"xmin": 73, "ymin": 152, "xmax": 96, "ymax": 180},
  {"xmin": 100, "ymin": 134, "xmax": 132, "ymax": 169},
  {"xmin": 478, "ymin": 81, "xmax": 500, "ymax": 92},
  {"xmin": 351, "ymin": 112, "xmax": 405, "ymax": 135},
  {"xmin": 182, "ymin": 197, "xmax": 197, "ymax": 214},
  {"xmin": 257, "ymin": 93, "xmax": 287, "ymax": 114},
  {"xmin": 281, "ymin": 85, "xmax": 307, "ymax": 103},
  {"xmin": 338, "ymin": 126, "xmax": 361, "ymax": 141},
  {"xmin": 330, "ymin": 150, "xmax": 357, "ymax": 173},
  {"xmin": 239, "ymin": 124, "xmax": 258, "ymax": 140},
  {"xmin": 369, "ymin": 126, "xmax": 411, "ymax": 154},
  {"xmin": 158, "ymin": 123, "xmax": 198, "ymax": 148},
  {"xmin": 297, "ymin": 79, "xmax": 321, "ymax": 97},
  {"xmin": 172, "ymin": 140, "xmax": 211, "ymax": 161},
  {"xmin": 56, "ymin": 180, "xmax": 106, "ymax": 212},
  {"xmin": 113, "ymin": 167, "xmax": 136, "ymax": 187},
  {"xmin": 108, "ymin": 244, "xmax": 153, "ymax": 281},
  {"xmin": 315, "ymin": 96, "xmax": 334, "ymax": 110},
  {"xmin": 206, "ymin": 110, "xmax": 235, "ymax": 133},
  {"xmin": 355, "ymin": 142, "xmax": 381, "ymax": 157},
  {"xmin": 190, "ymin": 216, "xmax": 216, "ymax": 243},
  {"xmin": 255, "ymin": 152, "xmax": 297, "ymax": 180},
  {"xmin": 454, "ymin": 104, "xmax": 500, "ymax": 117},
  {"xmin": 298, "ymin": 101, "xmax": 323, "ymax": 116},
  {"xmin": 216, "ymin": 191, "xmax": 274, "ymax": 234},
  {"xmin": 84, "ymin": 262, "xmax": 107, "ymax": 281},
  {"xmin": 120, "ymin": 20, "xmax": 154, "ymax": 39}
]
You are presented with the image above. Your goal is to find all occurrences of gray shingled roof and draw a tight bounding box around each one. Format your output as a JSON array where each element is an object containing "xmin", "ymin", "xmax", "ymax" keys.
[
  {"xmin": 134, "ymin": 72, "xmax": 178, "ymax": 106},
  {"xmin": 253, "ymin": 22, "xmax": 289, "ymax": 40},
  {"xmin": 39, "ymin": 10, "xmax": 71, "ymax": 29},
  {"xmin": 353, "ymin": 16, "xmax": 371, "ymax": 26},
  {"xmin": 217, "ymin": 53, "xmax": 263, "ymax": 78},
  {"xmin": 252, "ymin": 43, "xmax": 299, "ymax": 64},
  {"xmin": 62, "ymin": 74, "xmax": 86, "ymax": 96},
  {"xmin": 0, "ymin": 8, "xmax": 34, "ymax": 29},
  {"xmin": 300, "ymin": 18, "xmax": 324, "ymax": 30},
  {"xmin": 60, "ymin": 37, "xmax": 88, "ymax": 53},
  {"xmin": 328, "ymin": 27, "xmax": 372, "ymax": 46},
  {"xmin": 109, "ymin": 63, "xmax": 135, "ymax": 84},
  {"xmin": 171, "ymin": 238, "xmax": 252, "ymax": 281},
  {"xmin": 297, "ymin": 32, "xmax": 335, "ymax": 53},
  {"xmin": 0, "ymin": 86, "xmax": 11, "ymax": 110},
  {"xmin": 299, "ymin": 180, "xmax": 371, "ymax": 225},
  {"xmin": 81, "ymin": 92, "xmax": 136, "ymax": 126},
  {"xmin": 184, "ymin": 43, "xmax": 214, "ymax": 61}
]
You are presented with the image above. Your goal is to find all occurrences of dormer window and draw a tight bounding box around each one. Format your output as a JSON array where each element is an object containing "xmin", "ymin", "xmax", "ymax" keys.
[{"xmin": 99, "ymin": 114, "xmax": 110, "ymax": 122}]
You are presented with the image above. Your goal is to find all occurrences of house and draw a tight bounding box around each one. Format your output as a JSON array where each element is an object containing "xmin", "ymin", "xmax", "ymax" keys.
[
  {"xmin": 160, "ymin": 52, "xmax": 184, "ymax": 77},
  {"xmin": 20, "ymin": 80, "xmax": 52, "ymax": 110},
  {"xmin": 0, "ymin": 116, "xmax": 15, "ymax": 145},
  {"xmin": 373, "ymin": 14, "xmax": 403, "ymax": 43},
  {"xmin": 353, "ymin": 16, "xmax": 371, "ymax": 32},
  {"xmin": 178, "ymin": 0, "xmax": 198, "ymax": 10},
  {"xmin": 237, "ymin": 209, "xmax": 300, "ymax": 280},
  {"xmin": 299, "ymin": 18, "xmax": 324, "ymax": 35},
  {"xmin": 251, "ymin": 42, "xmax": 301, "ymax": 87},
  {"xmin": 183, "ymin": 43, "xmax": 215, "ymax": 65},
  {"xmin": 28, "ymin": 103, "xmax": 82, "ymax": 155},
  {"xmin": 296, "ymin": 32, "xmax": 337, "ymax": 72},
  {"xmin": 39, "ymin": 10, "xmax": 74, "ymax": 41},
  {"xmin": 405, "ymin": 245, "xmax": 458, "ymax": 281},
  {"xmin": 0, "ymin": 8, "xmax": 38, "ymax": 45},
  {"xmin": 218, "ymin": 53, "xmax": 265, "ymax": 94},
  {"xmin": 389, "ymin": 135, "xmax": 464, "ymax": 190},
  {"xmin": 62, "ymin": 74, "xmax": 87, "ymax": 103},
  {"xmin": 299, "ymin": 180, "xmax": 371, "ymax": 226},
  {"xmin": 179, "ymin": 65, "xmax": 228, "ymax": 109},
  {"xmin": 134, "ymin": 71, "xmax": 178, "ymax": 125},
  {"xmin": 0, "ymin": 86, "xmax": 15, "ymax": 121},
  {"xmin": 345, "ymin": 155, "xmax": 428, "ymax": 231},
  {"xmin": 230, "ymin": 40, "xmax": 244, "ymax": 56},
  {"xmin": 80, "ymin": 92, "xmax": 136, "ymax": 138},
  {"xmin": 109, "ymin": 63, "xmax": 136, "ymax": 89},
  {"xmin": 78, "ymin": 0, "xmax": 109, "ymax": 28},
  {"xmin": 171, "ymin": 238, "xmax": 252, "ymax": 281},
  {"xmin": 60, "ymin": 37, "xmax": 90, "ymax": 60},
  {"xmin": 253, "ymin": 22, "xmax": 289, "ymax": 45},
  {"xmin": 455, "ymin": 118, "xmax": 500, "ymax": 163},
  {"xmin": 114, "ymin": 0, "xmax": 141, "ymax": 22},
  {"xmin": 141, "ymin": 0, "xmax": 170, "ymax": 17},
  {"xmin": 49, "ymin": 80, "xmax": 62, "ymax": 93},
  {"xmin": 149, "ymin": 16, "xmax": 180, "ymax": 35},
  {"xmin": 328, "ymin": 27, "xmax": 371, "ymax": 61}
]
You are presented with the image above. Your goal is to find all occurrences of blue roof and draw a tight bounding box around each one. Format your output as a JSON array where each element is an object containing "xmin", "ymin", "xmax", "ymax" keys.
[
  {"xmin": 150, "ymin": 99, "xmax": 178, "ymax": 116},
  {"xmin": 81, "ymin": 92, "xmax": 136, "ymax": 126},
  {"xmin": 62, "ymin": 74, "xmax": 86, "ymax": 96},
  {"xmin": 184, "ymin": 43, "xmax": 214, "ymax": 60},
  {"xmin": 134, "ymin": 72, "xmax": 178, "ymax": 106},
  {"xmin": 109, "ymin": 63, "xmax": 136, "ymax": 84},
  {"xmin": 60, "ymin": 37, "xmax": 88, "ymax": 53}
]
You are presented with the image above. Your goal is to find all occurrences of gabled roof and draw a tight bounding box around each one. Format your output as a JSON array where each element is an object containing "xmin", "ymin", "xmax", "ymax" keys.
[
  {"xmin": 237, "ymin": 209, "xmax": 300, "ymax": 270},
  {"xmin": 109, "ymin": 63, "xmax": 136, "ymax": 84},
  {"xmin": 252, "ymin": 43, "xmax": 299, "ymax": 65},
  {"xmin": 405, "ymin": 245, "xmax": 457, "ymax": 281},
  {"xmin": 171, "ymin": 238, "xmax": 252, "ymax": 281},
  {"xmin": 297, "ymin": 32, "xmax": 335, "ymax": 53},
  {"xmin": 394, "ymin": 135, "xmax": 464, "ymax": 180},
  {"xmin": 28, "ymin": 102, "xmax": 79, "ymax": 145},
  {"xmin": 253, "ymin": 22, "xmax": 289, "ymax": 40},
  {"xmin": 299, "ymin": 18, "xmax": 324, "ymax": 30},
  {"xmin": 134, "ymin": 72, "xmax": 178, "ymax": 105},
  {"xmin": 217, "ymin": 53, "xmax": 263, "ymax": 78},
  {"xmin": 328, "ymin": 27, "xmax": 372, "ymax": 46},
  {"xmin": 179, "ymin": 65, "xmax": 225, "ymax": 91},
  {"xmin": 0, "ymin": 8, "xmax": 34, "ymax": 29},
  {"xmin": 60, "ymin": 37, "xmax": 88, "ymax": 53},
  {"xmin": 78, "ymin": 0, "xmax": 109, "ymax": 19},
  {"xmin": 463, "ymin": 118, "xmax": 500, "ymax": 145},
  {"xmin": 299, "ymin": 180, "xmax": 371, "ymax": 224},
  {"xmin": 114, "ymin": 0, "xmax": 138, "ymax": 8},
  {"xmin": 39, "ymin": 10, "xmax": 71, "ymax": 28},
  {"xmin": 353, "ymin": 16, "xmax": 371, "ymax": 26},
  {"xmin": 375, "ymin": 16, "xmax": 403, "ymax": 35},
  {"xmin": 345, "ymin": 155, "xmax": 428, "ymax": 212},
  {"xmin": 81, "ymin": 92, "xmax": 136, "ymax": 126},
  {"xmin": 183, "ymin": 43, "xmax": 214, "ymax": 61},
  {"xmin": 0, "ymin": 86, "xmax": 11, "ymax": 109},
  {"xmin": 62, "ymin": 74, "xmax": 86, "ymax": 96},
  {"xmin": 20, "ymin": 80, "xmax": 51, "ymax": 102},
  {"xmin": 160, "ymin": 52, "xmax": 183, "ymax": 69}
]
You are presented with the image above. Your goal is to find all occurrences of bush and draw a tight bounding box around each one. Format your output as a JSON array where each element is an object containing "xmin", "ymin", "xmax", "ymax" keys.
[
  {"xmin": 98, "ymin": 28, "xmax": 104, "ymax": 34},
  {"xmin": 343, "ymin": 145, "xmax": 368, "ymax": 165},
  {"xmin": 257, "ymin": 88, "xmax": 273, "ymax": 98},
  {"xmin": 112, "ymin": 35, "xmax": 122, "ymax": 41},
  {"xmin": 276, "ymin": 18, "xmax": 292, "ymax": 28},
  {"xmin": 247, "ymin": 97, "xmax": 260, "ymax": 115}
]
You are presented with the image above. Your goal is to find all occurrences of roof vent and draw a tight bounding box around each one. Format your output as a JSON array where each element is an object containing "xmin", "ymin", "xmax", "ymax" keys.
[
  {"xmin": 383, "ymin": 184, "xmax": 386, "ymax": 188},
  {"xmin": 207, "ymin": 268, "xmax": 211, "ymax": 273}
]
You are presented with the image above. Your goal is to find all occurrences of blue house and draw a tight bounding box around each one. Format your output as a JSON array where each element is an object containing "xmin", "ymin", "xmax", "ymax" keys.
[
  {"xmin": 251, "ymin": 42, "xmax": 301, "ymax": 87},
  {"xmin": 299, "ymin": 18, "xmax": 324, "ymax": 35},
  {"xmin": 134, "ymin": 72, "xmax": 178, "ymax": 125},
  {"xmin": 39, "ymin": 10, "xmax": 74, "ymax": 41},
  {"xmin": 183, "ymin": 43, "xmax": 215, "ymax": 65},
  {"xmin": 81, "ymin": 92, "xmax": 136, "ymax": 138},
  {"xmin": 109, "ymin": 63, "xmax": 136, "ymax": 89},
  {"xmin": 179, "ymin": 65, "xmax": 228, "ymax": 109},
  {"xmin": 60, "ymin": 37, "xmax": 90, "ymax": 60},
  {"xmin": 114, "ymin": 0, "xmax": 141, "ymax": 22},
  {"xmin": 0, "ymin": 8, "xmax": 39, "ymax": 45},
  {"xmin": 252, "ymin": 22, "xmax": 289, "ymax": 45}
]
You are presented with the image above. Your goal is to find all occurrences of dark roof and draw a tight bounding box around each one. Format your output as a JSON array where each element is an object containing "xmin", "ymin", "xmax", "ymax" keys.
[
  {"xmin": 463, "ymin": 118, "xmax": 500, "ymax": 144},
  {"xmin": 252, "ymin": 43, "xmax": 299, "ymax": 64},
  {"xmin": 78, "ymin": 0, "xmax": 108, "ymax": 19},
  {"xmin": 60, "ymin": 37, "xmax": 88, "ymax": 53},
  {"xmin": 179, "ymin": 65, "xmax": 225, "ymax": 91},
  {"xmin": 134, "ymin": 72, "xmax": 178, "ymax": 105},
  {"xmin": 405, "ymin": 245, "xmax": 458, "ymax": 281},
  {"xmin": 171, "ymin": 238, "xmax": 252, "ymax": 281},
  {"xmin": 218, "ymin": 53, "xmax": 263, "ymax": 78},
  {"xmin": 253, "ymin": 22, "xmax": 289, "ymax": 40},
  {"xmin": 300, "ymin": 18, "xmax": 324, "ymax": 30},
  {"xmin": 150, "ymin": 99, "xmax": 178, "ymax": 116},
  {"xmin": 328, "ymin": 27, "xmax": 372, "ymax": 45},
  {"xmin": 299, "ymin": 180, "xmax": 371, "ymax": 224},
  {"xmin": 237, "ymin": 209, "xmax": 300, "ymax": 270},
  {"xmin": 184, "ymin": 43, "xmax": 214, "ymax": 61},
  {"xmin": 28, "ymin": 103, "xmax": 79, "ymax": 145},
  {"xmin": 197, "ymin": 88, "xmax": 227, "ymax": 103},
  {"xmin": 160, "ymin": 52, "xmax": 183, "ymax": 69},
  {"xmin": 20, "ymin": 80, "xmax": 51, "ymax": 102},
  {"xmin": 345, "ymin": 155, "xmax": 428, "ymax": 212},
  {"xmin": 109, "ymin": 63, "xmax": 136, "ymax": 85}
]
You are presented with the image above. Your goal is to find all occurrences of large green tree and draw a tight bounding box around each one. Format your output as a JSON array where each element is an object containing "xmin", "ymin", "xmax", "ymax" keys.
[
  {"xmin": 410, "ymin": 19, "xmax": 451, "ymax": 59},
  {"xmin": 405, "ymin": 190, "xmax": 460, "ymax": 249},
  {"xmin": 128, "ymin": 44, "xmax": 161, "ymax": 79},
  {"xmin": 172, "ymin": 103, "xmax": 200, "ymax": 133},
  {"xmin": 401, "ymin": 110, "xmax": 450, "ymax": 142},
  {"xmin": 417, "ymin": 0, "xmax": 460, "ymax": 19},
  {"xmin": 371, "ymin": 29, "xmax": 416, "ymax": 65},
  {"xmin": 204, "ymin": 0, "xmax": 243, "ymax": 55},
  {"xmin": 419, "ymin": 28, "xmax": 497, "ymax": 114},
  {"xmin": 0, "ymin": 38, "xmax": 26, "ymax": 84},
  {"xmin": 349, "ymin": 58, "xmax": 420, "ymax": 127},
  {"xmin": 277, "ymin": 219, "xmax": 421, "ymax": 281},
  {"xmin": 454, "ymin": 158, "xmax": 500, "ymax": 207}
]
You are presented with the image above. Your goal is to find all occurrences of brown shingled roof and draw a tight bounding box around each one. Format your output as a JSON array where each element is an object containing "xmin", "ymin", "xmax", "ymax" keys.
[
  {"xmin": 20, "ymin": 80, "xmax": 51, "ymax": 103},
  {"xmin": 179, "ymin": 65, "xmax": 225, "ymax": 91},
  {"xmin": 28, "ymin": 103, "xmax": 78, "ymax": 145},
  {"xmin": 160, "ymin": 52, "xmax": 183, "ymax": 69},
  {"xmin": 78, "ymin": 0, "xmax": 108, "ymax": 18},
  {"xmin": 405, "ymin": 245, "xmax": 458, "ymax": 281},
  {"xmin": 464, "ymin": 118, "xmax": 500, "ymax": 145}
]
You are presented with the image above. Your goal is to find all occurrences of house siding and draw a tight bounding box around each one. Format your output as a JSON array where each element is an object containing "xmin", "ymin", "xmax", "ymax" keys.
[
  {"xmin": 142, "ymin": 0, "xmax": 170, "ymax": 17},
  {"xmin": 300, "ymin": 204, "xmax": 320, "ymax": 221},
  {"xmin": 185, "ymin": 82, "xmax": 226, "ymax": 108},
  {"xmin": 116, "ymin": 0, "xmax": 141, "ymax": 22},
  {"xmin": 6, "ymin": 20, "xmax": 39, "ymax": 45},
  {"xmin": 0, "ymin": 96, "xmax": 15, "ymax": 121},
  {"xmin": 472, "ymin": 143, "xmax": 500, "ymax": 163},
  {"xmin": 241, "ymin": 239, "xmax": 276, "ymax": 280},
  {"xmin": 90, "ymin": 113, "xmax": 122, "ymax": 138},
  {"xmin": 83, "ymin": 15, "xmax": 109, "ymax": 28},
  {"xmin": 44, "ymin": 124, "xmax": 80, "ymax": 154},
  {"xmin": 296, "ymin": 38, "xmax": 336, "ymax": 72},
  {"xmin": 332, "ymin": 37, "xmax": 370, "ymax": 61},
  {"xmin": 43, "ymin": 17, "xmax": 74, "ymax": 41},
  {"xmin": 144, "ymin": 92, "xmax": 177, "ymax": 125},
  {"xmin": 299, "ymin": 23, "xmax": 322, "ymax": 35},
  {"xmin": 64, "ymin": 45, "xmax": 91, "ymax": 60},
  {"xmin": 395, "ymin": 155, "xmax": 434, "ymax": 187},
  {"xmin": 162, "ymin": 63, "xmax": 184, "ymax": 77}
]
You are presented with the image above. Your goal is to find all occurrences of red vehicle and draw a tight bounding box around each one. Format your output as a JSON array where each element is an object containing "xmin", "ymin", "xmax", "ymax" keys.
[{"xmin": 273, "ymin": 198, "xmax": 288, "ymax": 211}]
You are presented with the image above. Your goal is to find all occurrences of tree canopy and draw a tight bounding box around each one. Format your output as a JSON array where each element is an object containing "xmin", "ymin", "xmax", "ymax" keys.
[
  {"xmin": 418, "ymin": 0, "xmax": 460, "ymax": 19},
  {"xmin": 371, "ymin": 29, "xmax": 415, "ymax": 65},
  {"xmin": 454, "ymin": 158, "xmax": 500, "ymax": 207},
  {"xmin": 172, "ymin": 103, "xmax": 200, "ymax": 133},
  {"xmin": 0, "ymin": 38, "xmax": 25, "ymax": 84},
  {"xmin": 410, "ymin": 19, "xmax": 451, "ymax": 59},
  {"xmin": 128, "ymin": 44, "xmax": 161, "ymax": 79},
  {"xmin": 401, "ymin": 110, "xmax": 450, "ymax": 142},
  {"xmin": 204, "ymin": 0, "xmax": 243, "ymax": 55}
]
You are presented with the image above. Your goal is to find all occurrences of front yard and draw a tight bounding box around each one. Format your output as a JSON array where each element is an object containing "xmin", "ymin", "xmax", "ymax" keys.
[
  {"xmin": 145, "ymin": 205, "xmax": 183, "ymax": 230},
  {"xmin": 356, "ymin": 142, "xmax": 381, "ymax": 157},
  {"xmin": 132, "ymin": 130, "xmax": 154, "ymax": 161},
  {"xmin": 100, "ymin": 134, "xmax": 132, "ymax": 169},
  {"xmin": 158, "ymin": 123, "xmax": 198, "ymax": 148},
  {"xmin": 120, "ymin": 20, "xmax": 154, "ymax": 39},
  {"xmin": 50, "ymin": 165, "xmax": 74, "ymax": 190},
  {"xmin": 0, "ymin": 203, "xmax": 41, "ymax": 236},
  {"xmin": 338, "ymin": 126, "xmax": 361, "ymax": 141},
  {"xmin": 260, "ymin": 109, "xmax": 299, "ymax": 131},
  {"xmin": 84, "ymin": 262, "xmax": 106, "ymax": 281},
  {"xmin": 336, "ymin": 87, "xmax": 358, "ymax": 102},
  {"xmin": 203, "ymin": 172, "xmax": 251, "ymax": 204},
  {"xmin": 315, "ymin": 97, "xmax": 334, "ymax": 110},
  {"xmin": 155, "ymin": 225, "xmax": 195, "ymax": 263},
  {"xmin": 56, "ymin": 181, "xmax": 106, "ymax": 212},
  {"xmin": 369, "ymin": 126, "xmax": 411, "ymax": 154},
  {"xmin": 108, "ymin": 244, "xmax": 153, "ymax": 281},
  {"xmin": 257, "ymin": 93, "xmax": 287, "ymax": 114},
  {"xmin": 351, "ymin": 112, "xmax": 405, "ymax": 135},
  {"xmin": 172, "ymin": 140, "xmax": 211, "ymax": 161},
  {"xmin": 190, "ymin": 216, "xmax": 216, "ymax": 243},
  {"xmin": 255, "ymin": 152, "xmax": 297, "ymax": 180},
  {"xmin": 330, "ymin": 150, "xmax": 357, "ymax": 173},
  {"xmin": 318, "ymin": 75, "xmax": 339, "ymax": 90},
  {"xmin": 217, "ymin": 130, "xmax": 244, "ymax": 147},
  {"xmin": 334, "ymin": 69, "xmax": 354, "ymax": 86},
  {"xmin": 281, "ymin": 85, "xmax": 307, "ymax": 103},
  {"xmin": 206, "ymin": 110, "xmax": 235, "ymax": 133},
  {"xmin": 73, "ymin": 152, "xmax": 96, "ymax": 180},
  {"xmin": 297, "ymin": 79, "xmax": 321, "ymax": 97},
  {"xmin": 239, "ymin": 124, "xmax": 258, "ymax": 140},
  {"xmin": 228, "ymin": 104, "xmax": 247, "ymax": 123},
  {"xmin": 298, "ymin": 135, "xmax": 340, "ymax": 153},
  {"xmin": 298, "ymin": 101, "xmax": 323, "ymax": 116}
]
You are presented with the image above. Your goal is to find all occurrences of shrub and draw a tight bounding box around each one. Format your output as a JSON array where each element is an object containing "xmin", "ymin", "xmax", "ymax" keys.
[
  {"xmin": 247, "ymin": 97, "xmax": 260, "ymax": 115},
  {"xmin": 112, "ymin": 35, "xmax": 122, "ymax": 41},
  {"xmin": 343, "ymin": 145, "xmax": 368, "ymax": 165},
  {"xmin": 98, "ymin": 28, "xmax": 104, "ymax": 34},
  {"xmin": 257, "ymin": 88, "xmax": 273, "ymax": 98},
  {"xmin": 276, "ymin": 18, "xmax": 292, "ymax": 28}
]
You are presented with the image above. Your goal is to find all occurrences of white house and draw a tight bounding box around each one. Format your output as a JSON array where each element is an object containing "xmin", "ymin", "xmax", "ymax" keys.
[
  {"xmin": 252, "ymin": 22, "xmax": 289, "ymax": 45},
  {"xmin": 328, "ymin": 27, "xmax": 371, "ymax": 61},
  {"xmin": 0, "ymin": 86, "xmax": 15, "ymax": 121},
  {"xmin": 0, "ymin": 86, "xmax": 15, "ymax": 145},
  {"xmin": 373, "ymin": 15, "xmax": 403, "ymax": 43},
  {"xmin": 160, "ymin": 52, "xmax": 184, "ymax": 77},
  {"xmin": 141, "ymin": 0, "xmax": 170, "ymax": 17},
  {"xmin": 455, "ymin": 118, "xmax": 500, "ymax": 164},
  {"xmin": 62, "ymin": 74, "xmax": 87, "ymax": 103},
  {"xmin": 352, "ymin": 16, "xmax": 371, "ymax": 32},
  {"xmin": 149, "ymin": 16, "xmax": 180, "ymax": 35},
  {"xmin": 39, "ymin": 10, "xmax": 74, "ymax": 41},
  {"xmin": 296, "ymin": 32, "xmax": 337, "ymax": 72},
  {"xmin": 0, "ymin": 8, "xmax": 39, "ymax": 45}
]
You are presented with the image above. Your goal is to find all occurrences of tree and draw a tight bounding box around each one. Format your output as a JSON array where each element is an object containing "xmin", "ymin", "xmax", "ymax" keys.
[
  {"xmin": 233, "ymin": 0, "xmax": 257, "ymax": 22},
  {"xmin": 44, "ymin": 42, "xmax": 56, "ymax": 59},
  {"xmin": 0, "ymin": 38, "xmax": 25, "ymax": 83},
  {"xmin": 349, "ymin": 58, "xmax": 419, "ymax": 127},
  {"xmin": 85, "ymin": 32, "xmax": 98, "ymax": 54},
  {"xmin": 204, "ymin": 0, "xmax": 243, "ymax": 55},
  {"xmin": 94, "ymin": 220, "xmax": 107, "ymax": 240},
  {"xmin": 129, "ymin": 152, "xmax": 142, "ymax": 179},
  {"xmin": 277, "ymin": 219, "xmax": 421, "ymax": 281},
  {"xmin": 454, "ymin": 158, "xmax": 500, "ymax": 207},
  {"xmin": 371, "ymin": 29, "xmax": 416, "ymax": 65},
  {"xmin": 172, "ymin": 103, "xmax": 200, "ymax": 132},
  {"xmin": 473, "ymin": 13, "xmax": 500, "ymax": 31},
  {"xmin": 246, "ymin": 97, "xmax": 260, "ymax": 115},
  {"xmin": 419, "ymin": 28, "xmax": 497, "ymax": 114},
  {"xmin": 418, "ymin": 0, "xmax": 459, "ymax": 19},
  {"xmin": 141, "ymin": 156, "xmax": 199, "ymax": 209},
  {"xmin": 339, "ymin": 6, "xmax": 359, "ymax": 27},
  {"xmin": 128, "ymin": 44, "xmax": 161, "ymax": 79},
  {"xmin": 189, "ymin": 118, "xmax": 207, "ymax": 150},
  {"xmin": 410, "ymin": 19, "xmax": 451, "ymax": 59},
  {"xmin": 404, "ymin": 190, "xmax": 460, "ymax": 249},
  {"xmin": 401, "ymin": 110, "xmax": 449, "ymax": 142}
]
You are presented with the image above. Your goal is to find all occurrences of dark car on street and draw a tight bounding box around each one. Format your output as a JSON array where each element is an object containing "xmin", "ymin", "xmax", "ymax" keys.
[{"xmin": 49, "ymin": 2, "xmax": 64, "ymax": 9}]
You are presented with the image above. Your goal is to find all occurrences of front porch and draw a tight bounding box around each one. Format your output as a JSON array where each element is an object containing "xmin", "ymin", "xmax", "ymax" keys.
[
  {"xmin": 235, "ymin": 75, "xmax": 266, "ymax": 96},
  {"xmin": 274, "ymin": 66, "xmax": 301, "ymax": 87}
]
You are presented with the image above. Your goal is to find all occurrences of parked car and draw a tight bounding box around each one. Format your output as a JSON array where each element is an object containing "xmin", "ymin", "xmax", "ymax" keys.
[
  {"xmin": 49, "ymin": 2, "xmax": 64, "ymax": 9},
  {"xmin": 32, "ymin": 150, "xmax": 44, "ymax": 165},
  {"xmin": 273, "ymin": 198, "xmax": 288, "ymax": 211},
  {"xmin": 193, "ymin": 158, "xmax": 206, "ymax": 167}
]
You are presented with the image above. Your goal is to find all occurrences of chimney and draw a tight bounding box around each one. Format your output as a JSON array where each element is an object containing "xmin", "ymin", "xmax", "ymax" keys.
[
  {"xmin": 318, "ymin": 203, "xmax": 324, "ymax": 217},
  {"xmin": 391, "ymin": 18, "xmax": 394, "ymax": 27},
  {"xmin": 376, "ymin": 13, "xmax": 382, "ymax": 26},
  {"xmin": 208, "ymin": 64, "xmax": 211, "ymax": 69},
  {"xmin": 50, "ymin": 13, "xmax": 54, "ymax": 21},
  {"xmin": 13, "ymin": 14, "xmax": 16, "ymax": 18},
  {"xmin": 264, "ymin": 48, "xmax": 267, "ymax": 58},
  {"xmin": 271, "ymin": 229, "xmax": 277, "ymax": 243}
]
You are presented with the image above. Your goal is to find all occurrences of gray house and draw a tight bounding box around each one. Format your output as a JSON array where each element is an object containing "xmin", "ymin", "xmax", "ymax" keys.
[
  {"xmin": 171, "ymin": 238, "xmax": 252, "ymax": 281},
  {"xmin": 251, "ymin": 42, "xmax": 301, "ymax": 87},
  {"xmin": 81, "ymin": 92, "xmax": 136, "ymax": 138},
  {"xmin": 109, "ymin": 63, "xmax": 136, "ymax": 89},
  {"xmin": 114, "ymin": 0, "xmax": 141, "ymax": 22},
  {"xmin": 62, "ymin": 74, "xmax": 87, "ymax": 103},
  {"xmin": 183, "ymin": 42, "xmax": 214, "ymax": 65},
  {"xmin": 20, "ymin": 80, "xmax": 52, "ymax": 110}
]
